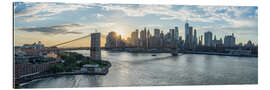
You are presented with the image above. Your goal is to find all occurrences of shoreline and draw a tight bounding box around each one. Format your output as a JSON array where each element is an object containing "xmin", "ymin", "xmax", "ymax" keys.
[
  {"xmin": 103, "ymin": 49, "xmax": 258, "ymax": 57},
  {"xmin": 16, "ymin": 60, "xmax": 111, "ymax": 88}
]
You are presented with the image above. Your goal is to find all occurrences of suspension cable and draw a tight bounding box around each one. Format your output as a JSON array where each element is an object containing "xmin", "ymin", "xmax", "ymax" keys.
[{"xmin": 50, "ymin": 34, "xmax": 90, "ymax": 47}]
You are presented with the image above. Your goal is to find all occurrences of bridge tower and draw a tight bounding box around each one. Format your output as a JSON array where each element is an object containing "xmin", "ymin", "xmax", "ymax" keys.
[{"xmin": 90, "ymin": 32, "xmax": 101, "ymax": 61}]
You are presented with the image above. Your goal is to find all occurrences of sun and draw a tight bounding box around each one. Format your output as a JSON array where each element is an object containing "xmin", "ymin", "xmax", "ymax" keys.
[{"xmin": 115, "ymin": 30, "xmax": 123, "ymax": 36}]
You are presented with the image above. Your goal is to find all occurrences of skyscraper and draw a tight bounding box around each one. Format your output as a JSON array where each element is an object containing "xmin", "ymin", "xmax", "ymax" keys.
[
  {"xmin": 198, "ymin": 35, "xmax": 203, "ymax": 47},
  {"xmin": 154, "ymin": 29, "xmax": 160, "ymax": 37},
  {"xmin": 160, "ymin": 31, "xmax": 164, "ymax": 48},
  {"xmin": 213, "ymin": 35, "xmax": 217, "ymax": 47},
  {"xmin": 147, "ymin": 30, "xmax": 151, "ymax": 48},
  {"xmin": 135, "ymin": 29, "xmax": 139, "ymax": 47},
  {"xmin": 175, "ymin": 27, "xmax": 179, "ymax": 40},
  {"xmin": 193, "ymin": 29, "xmax": 197, "ymax": 49},
  {"xmin": 224, "ymin": 33, "xmax": 236, "ymax": 48},
  {"xmin": 140, "ymin": 28, "xmax": 147, "ymax": 48},
  {"xmin": 169, "ymin": 29, "xmax": 175, "ymax": 41},
  {"xmin": 154, "ymin": 29, "xmax": 161, "ymax": 48},
  {"xmin": 105, "ymin": 32, "xmax": 118, "ymax": 48},
  {"xmin": 204, "ymin": 31, "xmax": 213, "ymax": 47},
  {"xmin": 131, "ymin": 29, "xmax": 139, "ymax": 47},
  {"xmin": 188, "ymin": 26, "xmax": 193, "ymax": 48},
  {"xmin": 185, "ymin": 22, "xmax": 189, "ymax": 47}
]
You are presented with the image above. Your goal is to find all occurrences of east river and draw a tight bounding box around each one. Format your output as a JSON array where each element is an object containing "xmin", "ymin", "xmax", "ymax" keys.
[{"xmin": 22, "ymin": 50, "xmax": 258, "ymax": 88}]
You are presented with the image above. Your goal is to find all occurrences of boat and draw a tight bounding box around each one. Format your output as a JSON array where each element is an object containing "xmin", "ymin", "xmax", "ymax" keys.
[
  {"xmin": 152, "ymin": 54, "xmax": 157, "ymax": 56},
  {"xmin": 171, "ymin": 52, "xmax": 178, "ymax": 56}
]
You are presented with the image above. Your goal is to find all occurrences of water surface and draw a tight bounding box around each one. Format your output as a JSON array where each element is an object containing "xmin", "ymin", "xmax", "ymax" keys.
[{"xmin": 23, "ymin": 50, "xmax": 258, "ymax": 88}]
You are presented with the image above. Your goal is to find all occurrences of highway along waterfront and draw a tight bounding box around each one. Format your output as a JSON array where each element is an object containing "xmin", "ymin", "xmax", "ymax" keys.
[{"xmin": 22, "ymin": 50, "xmax": 258, "ymax": 88}]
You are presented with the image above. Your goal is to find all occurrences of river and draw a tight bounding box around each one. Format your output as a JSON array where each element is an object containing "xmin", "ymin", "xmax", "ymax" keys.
[{"xmin": 22, "ymin": 50, "xmax": 258, "ymax": 88}]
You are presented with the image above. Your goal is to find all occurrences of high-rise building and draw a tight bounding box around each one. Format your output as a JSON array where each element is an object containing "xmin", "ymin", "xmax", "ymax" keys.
[
  {"xmin": 105, "ymin": 32, "xmax": 118, "ymax": 48},
  {"xmin": 178, "ymin": 36, "xmax": 184, "ymax": 48},
  {"xmin": 147, "ymin": 30, "xmax": 151, "ymax": 48},
  {"xmin": 198, "ymin": 35, "xmax": 203, "ymax": 47},
  {"xmin": 90, "ymin": 32, "xmax": 101, "ymax": 61},
  {"xmin": 160, "ymin": 31, "xmax": 164, "ymax": 48},
  {"xmin": 185, "ymin": 22, "xmax": 189, "ymax": 48},
  {"xmin": 204, "ymin": 31, "xmax": 213, "ymax": 47},
  {"xmin": 140, "ymin": 28, "xmax": 147, "ymax": 48},
  {"xmin": 213, "ymin": 35, "xmax": 217, "ymax": 47},
  {"xmin": 216, "ymin": 38, "xmax": 223, "ymax": 46},
  {"xmin": 188, "ymin": 27, "xmax": 193, "ymax": 48},
  {"xmin": 131, "ymin": 29, "xmax": 139, "ymax": 47},
  {"xmin": 193, "ymin": 29, "xmax": 197, "ymax": 48},
  {"xmin": 174, "ymin": 27, "xmax": 179, "ymax": 40},
  {"xmin": 135, "ymin": 29, "xmax": 139, "ymax": 47},
  {"xmin": 224, "ymin": 33, "xmax": 236, "ymax": 48},
  {"xmin": 153, "ymin": 29, "xmax": 161, "ymax": 48},
  {"xmin": 169, "ymin": 29, "xmax": 175, "ymax": 41},
  {"xmin": 154, "ymin": 29, "xmax": 160, "ymax": 37},
  {"xmin": 164, "ymin": 32, "xmax": 171, "ymax": 48}
]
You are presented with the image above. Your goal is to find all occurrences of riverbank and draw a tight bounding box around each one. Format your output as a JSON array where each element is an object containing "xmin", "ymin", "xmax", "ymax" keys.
[
  {"xmin": 104, "ymin": 48, "xmax": 258, "ymax": 57},
  {"xmin": 15, "ymin": 51, "xmax": 112, "ymax": 88},
  {"xmin": 180, "ymin": 51, "xmax": 258, "ymax": 57},
  {"xmin": 15, "ymin": 60, "xmax": 111, "ymax": 88}
]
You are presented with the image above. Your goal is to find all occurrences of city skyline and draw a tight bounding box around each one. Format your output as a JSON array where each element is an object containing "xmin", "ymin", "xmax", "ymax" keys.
[{"xmin": 14, "ymin": 2, "xmax": 258, "ymax": 47}]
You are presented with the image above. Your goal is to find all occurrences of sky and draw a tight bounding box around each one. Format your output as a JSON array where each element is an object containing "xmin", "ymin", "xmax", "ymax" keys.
[{"xmin": 14, "ymin": 2, "xmax": 258, "ymax": 47}]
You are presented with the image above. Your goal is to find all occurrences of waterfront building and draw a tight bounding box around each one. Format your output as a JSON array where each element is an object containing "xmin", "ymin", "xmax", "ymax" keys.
[
  {"xmin": 216, "ymin": 38, "xmax": 223, "ymax": 46},
  {"xmin": 224, "ymin": 33, "xmax": 236, "ymax": 48},
  {"xmin": 105, "ymin": 32, "xmax": 118, "ymax": 48},
  {"xmin": 245, "ymin": 40, "xmax": 254, "ymax": 48},
  {"xmin": 90, "ymin": 32, "xmax": 101, "ymax": 61},
  {"xmin": 227, "ymin": 49, "xmax": 252, "ymax": 56},
  {"xmin": 80, "ymin": 64, "xmax": 99, "ymax": 72},
  {"xmin": 204, "ymin": 31, "xmax": 213, "ymax": 47},
  {"xmin": 15, "ymin": 60, "xmax": 59, "ymax": 79},
  {"xmin": 238, "ymin": 43, "xmax": 243, "ymax": 47}
]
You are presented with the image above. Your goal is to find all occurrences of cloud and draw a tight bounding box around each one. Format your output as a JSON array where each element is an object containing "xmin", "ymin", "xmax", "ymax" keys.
[
  {"xmin": 14, "ymin": 3, "xmax": 258, "ymax": 37},
  {"xmin": 101, "ymin": 4, "xmax": 173, "ymax": 17},
  {"xmin": 16, "ymin": 24, "xmax": 89, "ymax": 35},
  {"xmin": 100, "ymin": 4, "xmax": 257, "ymax": 26},
  {"xmin": 95, "ymin": 13, "xmax": 104, "ymax": 19},
  {"xmin": 14, "ymin": 2, "xmax": 91, "ymax": 22},
  {"xmin": 21, "ymin": 15, "xmax": 49, "ymax": 22}
]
